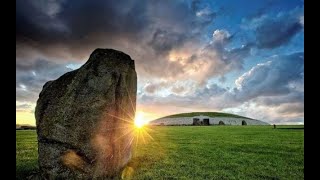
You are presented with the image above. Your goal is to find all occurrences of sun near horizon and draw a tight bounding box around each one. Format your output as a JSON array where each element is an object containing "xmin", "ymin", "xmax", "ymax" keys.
[{"xmin": 134, "ymin": 111, "xmax": 148, "ymax": 128}]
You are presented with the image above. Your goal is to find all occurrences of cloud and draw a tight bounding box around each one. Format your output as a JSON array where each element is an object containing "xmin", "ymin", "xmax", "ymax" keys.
[
  {"xmin": 16, "ymin": 59, "xmax": 72, "ymax": 102},
  {"xmin": 16, "ymin": 101, "xmax": 36, "ymax": 113},
  {"xmin": 139, "ymin": 52, "xmax": 304, "ymax": 123},
  {"xmin": 144, "ymin": 82, "xmax": 164, "ymax": 94},
  {"xmin": 16, "ymin": 1, "xmax": 304, "ymax": 124},
  {"xmin": 16, "ymin": 0, "xmax": 151, "ymax": 61},
  {"xmin": 198, "ymin": 42, "xmax": 252, "ymax": 82},
  {"xmin": 242, "ymin": 6, "xmax": 304, "ymax": 49},
  {"xmin": 16, "ymin": 0, "xmax": 252, "ymax": 91},
  {"xmin": 254, "ymin": 91, "xmax": 303, "ymax": 107},
  {"xmin": 143, "ymin": 81, "xmax": 190, "ymax": 96},
  {"xmin": 191, "ymin": 0, "xmax": 216, "ymax": 25},
  {"xmin": 228, "ymin": 52, "xmax": 304, "ymax": 123},
  {"xmin": 225, "ymin": 102, "xmax": 304, "ymax": 124},
  {"xmin": 234, "ymin": 52, "xmax": 304, "ymax": 101},
  {"xmin": 132, "ymin": 27, "xmax": 251, "ymax": 88},
  {"xmin": 29, "ymin": 0, "xmax": 64, "ymax": 18},
  {"xmin": 255, "ymin": 19, "xmax": 301, "ymax": 49},
  {"xmin": 16, "ymin": 0, "xmax": 218, "ymax": 60},
  {"xmin": 16, "ymin": 103, "xmax": 32, "ymax": 110},
  {"xmin": 212, "ymin": 29, "xmax": 231, "ymax": 45},
  {"xmin": 171, "ymin": 86, "xmax": 186, "ymax": 95},
  {"xmin": 148, "ymin": 29, "xmax": 187, "ymax": 54},
  {"xmin": 299, "ymin": 15, "xmax": 304, "ymax": 27},
  {"xmin": 16, "ymin": 0, "xmax": 148, "ymax": 42},
  {"xmin": 16, "ymin": 0, "xmax": 226, "ymax": 85},
  {"xmin": 139, "ymin": 82, "xmax": 230, "ymax": 111},
  {"xmin": 16, "ymin": 103, "xmax": 33, "ymax": 112}
]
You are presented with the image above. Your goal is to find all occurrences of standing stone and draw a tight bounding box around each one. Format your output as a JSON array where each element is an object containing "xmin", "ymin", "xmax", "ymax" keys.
[{"xmin": 35, "ymin": 49, "xmax": 137, "ymax": 179}]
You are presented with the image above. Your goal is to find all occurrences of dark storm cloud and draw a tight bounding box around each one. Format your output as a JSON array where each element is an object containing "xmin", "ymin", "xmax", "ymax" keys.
[
  {"xmin": 16, "ymin": 0, "xmax": 69, "ymax": 42},
  {"xmin": 255, "ymin": 19, "xmax": 302, "ymax": 49},
  {"xmin": 242, "ymin": 6, "xmax": 303, "ymax": 49},
  {"xmin": 16, "ymin": 0, "xmax": 149, "ymax": 42},
  {"xmin": 16, "ymin": 59, "xmax": 72, "ymax": 102},
  {"xmin": 16, "ymin": 0, "xmax": 152, "ymax": 60},
  {"xmin": 16, "ymin": 0, "xmax": 234, "ymax": 110},
  {"xmin": 246, "ymin": 0, "xmax": 275, "ymax": 20},
  {"xmin": 16, "ymin": 0, "xmax": 222, "ymax": 83},
  {"xmin": 149, "ymin": 29, "xmax": 187, "ymax": 54},
  {"xmin": 16, "ymin": 0, "xmax": 218, "ymax": 60}
]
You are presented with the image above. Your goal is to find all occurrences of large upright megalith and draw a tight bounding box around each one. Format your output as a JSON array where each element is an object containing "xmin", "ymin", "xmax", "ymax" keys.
[{"xmin": 35, "ymin": 49, "xmax": 137, "ymax": 179}]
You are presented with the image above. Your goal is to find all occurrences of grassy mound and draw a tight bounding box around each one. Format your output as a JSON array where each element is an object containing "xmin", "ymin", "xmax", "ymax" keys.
[{"xmin": 161, "ymin": 112, "xmax": 251, "ymax": 119}]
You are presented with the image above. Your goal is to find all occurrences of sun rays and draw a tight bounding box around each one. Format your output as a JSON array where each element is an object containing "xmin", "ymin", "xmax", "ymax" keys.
[
  {"xmin": 134, "ymin": 111, "xmax": 147, "ymax": 129},
  {"xmin": 102, "ymin": 85, "xmax": 154, "ymax": 148}
]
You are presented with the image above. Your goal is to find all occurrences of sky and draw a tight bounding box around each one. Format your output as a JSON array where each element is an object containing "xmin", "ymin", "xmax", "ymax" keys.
[{"xmin": 16, "ymin": 0, "xmax": 304, "ymax": 125}]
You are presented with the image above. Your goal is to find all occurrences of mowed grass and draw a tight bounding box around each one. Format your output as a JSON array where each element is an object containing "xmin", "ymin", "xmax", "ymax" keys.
[
  {"xmin": 16, "ymin": 130, "xmax": 39, "ymax": 179},
  {"xmin": 16, "ymin": 126, "xmax": 304, "ymax": 179}
]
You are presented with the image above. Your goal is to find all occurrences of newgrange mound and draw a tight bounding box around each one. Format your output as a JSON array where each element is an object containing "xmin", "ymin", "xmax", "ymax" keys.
[{"xmin": 150, "ymin": 112, "xmax": 269, "ymax": 126}]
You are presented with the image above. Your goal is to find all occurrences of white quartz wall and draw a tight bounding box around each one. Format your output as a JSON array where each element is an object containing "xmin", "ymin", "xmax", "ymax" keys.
[{"xmin": 150, "ymin": 116, "xmax": 269, "ymax": 125}]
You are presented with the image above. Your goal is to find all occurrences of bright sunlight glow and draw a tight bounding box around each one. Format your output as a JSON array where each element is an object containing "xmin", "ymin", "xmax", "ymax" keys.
[{"xmin": 134, "ymin": 112, "xmax": 146, "ymax": 128}]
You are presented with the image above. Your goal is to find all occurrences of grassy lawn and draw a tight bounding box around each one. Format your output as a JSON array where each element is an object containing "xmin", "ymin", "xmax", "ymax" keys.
[
  {"xmin": 16, "ymin": 130, "xmax": 39, "ymax": 179},
  {"xmin": 16, "ymin": 126, "xmax": 304, "ymax": 179}
]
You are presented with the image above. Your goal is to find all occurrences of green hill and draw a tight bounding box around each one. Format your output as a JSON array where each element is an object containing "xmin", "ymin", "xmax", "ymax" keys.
[{"xmin": 160, "ymin": 112, "xmax": 252, "ymax": 119}]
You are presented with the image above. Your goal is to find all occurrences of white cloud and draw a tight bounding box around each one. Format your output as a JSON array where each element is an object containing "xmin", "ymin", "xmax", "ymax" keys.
[
  {"xmin": 226, "ymin": 102, "xmax": 304, "ymax": 124},
  {"xmin": 212, "ymin": 29, "xmax": 231, "ymax": 43},
  {"xmin": 196, "ymin": 7, "xmax": 212, "ymax": 17},
  {"xmin": 66, "ymin": 63, "xmax": 82, "ymax": 70},
  {"xmin": 19, "ymin": 84, "xmax": 27, "ymax": 91},
  {"xmin": 16, "ymin": 101, "xmax": 36, "ymax": 112},
  {"xmin": 299, "ymin": 15, "xmax": 304, "ymax": 26},
  {"xmin": 234, "ymin": 53, "xmax": 304, "ymax": 101},
  {"xmin": 139, "ymin": 52, "xmax": 304, "ymax": 124},
  {"xmin": 30, "ymin": 0, "xmax": 64, "ymax": 18},
  {"xmin": 235, "ymin": 61, "xmax": 272, "ymax": 89}
]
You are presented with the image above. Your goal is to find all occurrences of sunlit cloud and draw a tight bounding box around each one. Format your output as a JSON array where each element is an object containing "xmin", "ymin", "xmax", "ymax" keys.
[{"xmin": 16, "ymin": 0, "xmax": 304, "ymax": 125}]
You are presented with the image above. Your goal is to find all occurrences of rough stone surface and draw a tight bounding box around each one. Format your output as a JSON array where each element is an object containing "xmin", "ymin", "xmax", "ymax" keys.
[
  {"xmin": 35, "ymin": 49, "xmax": 137, "ymax": 179},
  {"xmin": 150, "ymin": 115, "xmax": 269, "ymax": 126}
]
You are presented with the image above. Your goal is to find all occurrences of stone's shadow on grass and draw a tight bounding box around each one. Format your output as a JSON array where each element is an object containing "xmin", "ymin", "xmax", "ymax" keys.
[
  {"xmin": 16, "ymin": 165, "xmax": 39, "ymax": 180},
  {"xmin": 17, "ymin": 170, "xmax": 37, "ymax": 180},
  {"xmin": 26, "ymin": 171, "xmax": 41, "ymax": 180},
  {"xmin": 121, "ymin": 155, "xmax": 160, "ymax": 179}
]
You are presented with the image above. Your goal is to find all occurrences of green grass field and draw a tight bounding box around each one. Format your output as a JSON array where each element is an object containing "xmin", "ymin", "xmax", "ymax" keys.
[{"xmin": 16, "ymin": 126, "xmax": 304, "ymax": 179}]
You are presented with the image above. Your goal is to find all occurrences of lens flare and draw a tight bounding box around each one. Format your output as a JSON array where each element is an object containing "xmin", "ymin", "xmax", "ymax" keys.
[{"xmin": 134, "ymin": 112, "xmax": 146, "ymax": 128}]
